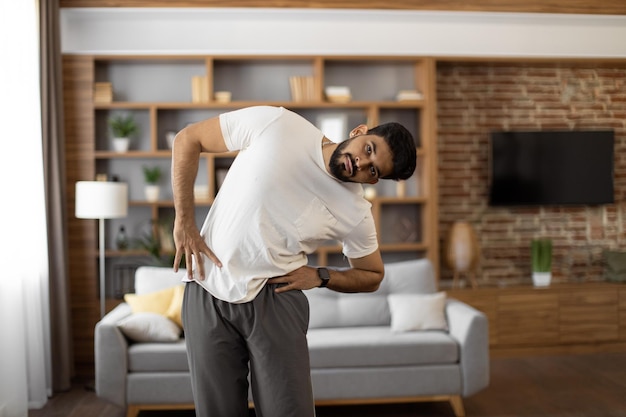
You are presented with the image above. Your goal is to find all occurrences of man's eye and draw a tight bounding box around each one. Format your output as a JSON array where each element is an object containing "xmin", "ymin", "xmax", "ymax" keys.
[
  {"xmin": 370, "ymin": 166, "xmax": 376, "ymax": 177},
  {"xmin": 366, "ymin": 145, "xmax": 372, "ymax": 154}
]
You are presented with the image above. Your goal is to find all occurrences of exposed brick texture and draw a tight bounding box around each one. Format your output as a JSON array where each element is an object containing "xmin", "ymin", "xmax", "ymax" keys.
[{"xmin": 436, "ymin": 62, "xmax": 626, "ymax": 287}]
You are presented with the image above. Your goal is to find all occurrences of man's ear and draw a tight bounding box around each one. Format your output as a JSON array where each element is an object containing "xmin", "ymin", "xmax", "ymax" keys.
[
  {"xmin": 368, "ymin": 178, "xmax": 379, "ymax": 185},
  {"xmin": 350, "ymin": 124, "xmax": 368, "ymax": 138}
]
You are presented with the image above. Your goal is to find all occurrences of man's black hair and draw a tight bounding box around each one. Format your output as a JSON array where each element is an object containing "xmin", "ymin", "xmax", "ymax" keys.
[{"xmin": 367, "ymin": 122, "xmax": 417, "ymax": 180}]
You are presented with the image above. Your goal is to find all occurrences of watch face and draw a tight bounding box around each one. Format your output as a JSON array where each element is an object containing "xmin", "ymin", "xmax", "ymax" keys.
[
  {"xmin": 318, "ymin": 268, "xmax": 330, "ymax": 287},
  {"xmin": 318, "ymin": 268, "xmax": 330, "ymax": 279}
]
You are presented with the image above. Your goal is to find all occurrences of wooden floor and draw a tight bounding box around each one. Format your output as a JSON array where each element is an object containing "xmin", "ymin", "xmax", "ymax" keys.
[{"xmin": 30, "ymin": 352, "xmax": 626, "ymax": 417}]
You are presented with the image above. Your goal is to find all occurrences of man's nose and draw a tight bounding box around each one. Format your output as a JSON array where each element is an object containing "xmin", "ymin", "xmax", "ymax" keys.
[{"xmin": 355, "ymin": 156, "xmax": 370, "ymax": 171}]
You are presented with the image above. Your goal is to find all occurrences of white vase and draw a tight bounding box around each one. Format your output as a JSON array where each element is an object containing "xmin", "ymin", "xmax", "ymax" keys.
[
  {"xmin": 532, "ymin": 271, "xmax": 552, "ymax": 287},
  {"xmin": 112, "ymin": 137, "xmax": 130, "ymax": 153},
  {"xmin": 144, "ymin": 185, "xmax": 160, "ymax": 202}
]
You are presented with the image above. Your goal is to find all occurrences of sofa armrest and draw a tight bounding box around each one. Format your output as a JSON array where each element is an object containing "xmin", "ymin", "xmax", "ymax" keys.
[
  {"xmin": 445, "ymin": 299, "xmax": 490, "ymax": 397},
  {"xmin": 95, "ymin": 303, "xmax": 132, "ymax": 407}
]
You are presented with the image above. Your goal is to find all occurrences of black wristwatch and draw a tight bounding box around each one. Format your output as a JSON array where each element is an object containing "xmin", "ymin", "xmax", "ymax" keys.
[{"xmin": 317, "ymin": 267, "xmax": 331, "ymax": 288}]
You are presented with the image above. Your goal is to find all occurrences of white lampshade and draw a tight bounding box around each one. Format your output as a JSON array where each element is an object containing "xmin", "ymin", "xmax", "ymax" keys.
[{"xmin": 75, "ymin": 181, "xmax": 128, "ymax": 219}]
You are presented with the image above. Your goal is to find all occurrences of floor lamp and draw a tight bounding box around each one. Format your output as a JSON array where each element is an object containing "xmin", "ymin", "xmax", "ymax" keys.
[{"xmin": 75, "ymin": 181, "xmax": 128, "ymax": 318}]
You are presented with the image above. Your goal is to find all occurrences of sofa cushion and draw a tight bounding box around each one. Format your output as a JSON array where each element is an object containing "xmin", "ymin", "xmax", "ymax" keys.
[
  {"xmin": 128, "ymin": 340, "xmax": 189, "ymax": 372},
  {"xmin": 310, "ymin": 366, "xmax": 462, "ymax": 400},
  {"xmin": 388, "ymin": 292, "xmax": 448, "ymax": 332},
  {"xmin": 377, "ymin": 258, "xmax": 437, "ymax": 295},
  {"xmin": 306, "ymin": 258, "xmax": 436, "ymax": 329},
  {"xmin": 305, "ymin": 290, "xmax": 391, "ymax": 328},
  {"xmin": 118, "ymin": 313, "xmax": 182, "ymax": 343},
  {"xmin": 165, "ymin": 285, "xmax": 185, "ymax": 328},
  {"xmin": 124, "ymin": 286, "xmax": 177, "ymax": 316},
  {"xmin": 307, "ymin": 326, "xmax": 458, "ymax": 368},
  {"xmin": 134, "ymin": 266, "xmax": 187, "ymax": 295}
]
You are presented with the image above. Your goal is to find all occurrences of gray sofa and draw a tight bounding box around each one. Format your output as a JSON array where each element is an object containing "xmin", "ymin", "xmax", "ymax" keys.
[{"xmin": 95, "ymin": 259, "xmax": 489, "ymax": 417}]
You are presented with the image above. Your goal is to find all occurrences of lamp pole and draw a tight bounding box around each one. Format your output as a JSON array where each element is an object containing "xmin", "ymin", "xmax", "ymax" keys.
[{"xmin": 99, "ymin": 217, "xmax": 106, "ymax": 318}]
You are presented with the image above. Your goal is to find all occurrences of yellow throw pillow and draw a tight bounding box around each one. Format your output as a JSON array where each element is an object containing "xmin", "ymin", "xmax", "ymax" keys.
[
  {"xmin": 124, "ymin": 286, "xmax": 176, "ymax": 316},
  {"xmin": 165, "ymin": 285, "xmax": 185, "ymax": 329}
]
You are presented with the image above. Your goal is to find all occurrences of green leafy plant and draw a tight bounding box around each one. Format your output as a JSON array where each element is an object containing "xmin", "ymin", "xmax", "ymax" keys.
[
  {"xmin": 531, "ymin": 239, "xmax": 552, "ymax": 273},
  {"xmin": 134, "ymin": 219, "xmax": 183, "ymax": 268},
  {"xmin": 135, "ymin": 232, "xmax": 163, "ymax": 265},
  {"xmin": 142, "ymin": 166, "xmax": 162, "ymax": 184},
  {"xmin": 108, "ymin": 114, "xmax": 138, "ymax": 138}
]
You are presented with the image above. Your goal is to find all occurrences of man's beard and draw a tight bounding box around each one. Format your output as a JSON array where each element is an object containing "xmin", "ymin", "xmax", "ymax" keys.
[{"xmin": 329, "ymin": 139, "xmax": 355, "ymax": 182}]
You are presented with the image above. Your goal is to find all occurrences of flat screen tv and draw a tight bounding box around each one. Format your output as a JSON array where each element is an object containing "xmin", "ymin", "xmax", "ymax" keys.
[{"xmin": 489, "ymin": 130, "xmax": 614, "ymax": 206}]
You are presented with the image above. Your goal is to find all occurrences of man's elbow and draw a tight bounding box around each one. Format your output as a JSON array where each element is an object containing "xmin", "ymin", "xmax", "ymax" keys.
[{"xmin": 364, "ymin": 270, "xmax": 384, "ymax": 292}]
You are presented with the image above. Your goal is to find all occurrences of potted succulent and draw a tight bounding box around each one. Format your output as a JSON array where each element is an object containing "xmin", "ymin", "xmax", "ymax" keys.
[
  {"xmin": 109, "ymin": 114, "xmax": 138, "ymax": 152},
  {"xmin": 143, "ymin": 165, "xmax": 162, "ymax": 202},
  {"xmin": 531, "ymin": 238, "xmax": 552, "ymax": 287}
]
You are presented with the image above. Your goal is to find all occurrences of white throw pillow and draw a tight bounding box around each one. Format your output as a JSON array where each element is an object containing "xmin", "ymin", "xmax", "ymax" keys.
[
  {"xmin": 387, "ymin": 292, "xmax": 448, "ymax": 332},
  {"xmin": 117, "ymin": 312, "xmax": 182, "ymax": 342}
]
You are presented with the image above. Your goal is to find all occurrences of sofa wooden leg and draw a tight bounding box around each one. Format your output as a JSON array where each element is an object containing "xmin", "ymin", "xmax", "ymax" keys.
[
  {"xmin": 449, "ymin": 395, "xmax": 465, "ymax": 417},
  {"xmin": 126, "ymin": 405, "xmax": 140, "ymax": 417}
]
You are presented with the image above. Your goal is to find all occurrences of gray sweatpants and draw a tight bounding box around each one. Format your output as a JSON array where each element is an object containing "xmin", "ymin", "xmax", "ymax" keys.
[{"xmin": 182, "ymin": 281, "xmax": 315, "ymax": 417}]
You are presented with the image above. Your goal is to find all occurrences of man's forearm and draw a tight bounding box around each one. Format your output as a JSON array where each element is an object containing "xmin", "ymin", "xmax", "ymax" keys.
[
  {"xmin": 325, "ymin": 267, "xmax": 384, "ymax": 293},
  {"xmin": 267, "ymin": 263, "xmax": 384, "ymax": 295},
  {"xmin": 171, "ymin": 130, "xmax": 201, "ymax": 222},
  {"xmin": 172, "ymin": 117, "xmax": 229, "ymax": 221},
  {"xmin": 321, "ymin": 251, "xmax": 385, "ymax": 293}
]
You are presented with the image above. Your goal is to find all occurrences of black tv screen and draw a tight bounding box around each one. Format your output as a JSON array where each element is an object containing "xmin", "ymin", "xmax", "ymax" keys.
[{"xmin": 489, "ymin": 130, "xmax": 614, "ymax": 206}]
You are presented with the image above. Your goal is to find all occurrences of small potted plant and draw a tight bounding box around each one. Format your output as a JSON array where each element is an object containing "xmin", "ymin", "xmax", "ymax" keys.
[
  {"xmin": 143, "ymin": 165, "xmax": 162, "ymax": 202},
  {"xmin": 531, "ymin": 238, "xmax": 552, "ymax": 287},
  {"xmin": 134, "ymin": 219, "xmax": 180, "ymax": 267},
  {"xmin": 109, "ymin": 114, "xmax": 138, "ymax": 152}
]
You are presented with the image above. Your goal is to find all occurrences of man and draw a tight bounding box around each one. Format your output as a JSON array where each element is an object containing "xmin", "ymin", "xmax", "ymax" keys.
[{"xmin": 171, "ymin": 106, "xmax": 416, "ymax": 417}]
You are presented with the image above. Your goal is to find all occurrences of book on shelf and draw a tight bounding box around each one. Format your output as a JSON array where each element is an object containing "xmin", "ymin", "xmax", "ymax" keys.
[
  {"xmin": 94, "ymin": 82, "xmax": 113, "ymax": 103},
  {"xmin": 191, "ymin": 75, "xmax": 210, "ymax": 103},
  {"xmin": 289, "ymin": 76, "xmax": 315, "ymax": 102}
]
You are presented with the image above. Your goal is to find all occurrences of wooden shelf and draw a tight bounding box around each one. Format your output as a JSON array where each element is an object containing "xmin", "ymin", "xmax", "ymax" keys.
[
  {"xmin": 103, "ymin": 249, "xmax": 176, "ymax": 258},
  {"xmin": 375, "ymin": 197, "xmax": 426, "ymax": 204},
  {"xmin": 94, "ymin": 100, "xmax": 425, "ymax": 109},
  {"xmin": 95, "ymin": 150, "xmax": 172, "ymax": 158}
]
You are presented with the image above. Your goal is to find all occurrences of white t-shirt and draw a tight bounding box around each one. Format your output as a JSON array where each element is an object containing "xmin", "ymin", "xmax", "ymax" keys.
[{"xmin": 186, "ymin": 106, "xmax": 377, "ymax": 303}]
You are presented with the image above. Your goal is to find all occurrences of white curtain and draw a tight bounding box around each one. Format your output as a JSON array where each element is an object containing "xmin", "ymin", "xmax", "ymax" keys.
[{"xmin": 0, "ymin": 1, "xmax": 52, "ymax": 416}]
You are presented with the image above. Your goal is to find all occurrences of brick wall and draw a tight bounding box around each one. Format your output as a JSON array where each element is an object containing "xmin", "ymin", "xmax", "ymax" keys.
[{"xmin": 436, "ymin": 62, "xmax": 626, "ymax": 287}]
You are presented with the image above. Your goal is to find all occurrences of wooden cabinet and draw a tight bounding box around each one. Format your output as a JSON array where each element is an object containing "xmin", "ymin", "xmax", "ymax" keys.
[
  {"xmin": 497, "ymin": 292, "xmax": 560, "ymax": 347},
  {"xmin": 63, "ymin": 54, "xmax": 439, "ymax": 328},
  {"xmin": 559, "ymin": 290, "xmax": 619, "ymax": 344},
  {"xmin": 449, "ymin": 283, "xmax": 626, "ymax": 355}
]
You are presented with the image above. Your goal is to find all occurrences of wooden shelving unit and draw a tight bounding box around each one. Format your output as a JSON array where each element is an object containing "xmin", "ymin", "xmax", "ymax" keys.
[
  {"xmin": 62, "ymin": 54, "xmax": 439, "ymax": 375},
  {"xmin": 85, "ymin": 54, "xmax": 439, "ymax": 266}
]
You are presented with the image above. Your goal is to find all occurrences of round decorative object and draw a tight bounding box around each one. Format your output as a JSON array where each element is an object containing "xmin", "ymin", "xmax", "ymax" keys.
[{"xmin": 445, "ymin": 221, "xmax": 480, "ymax": 288}]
